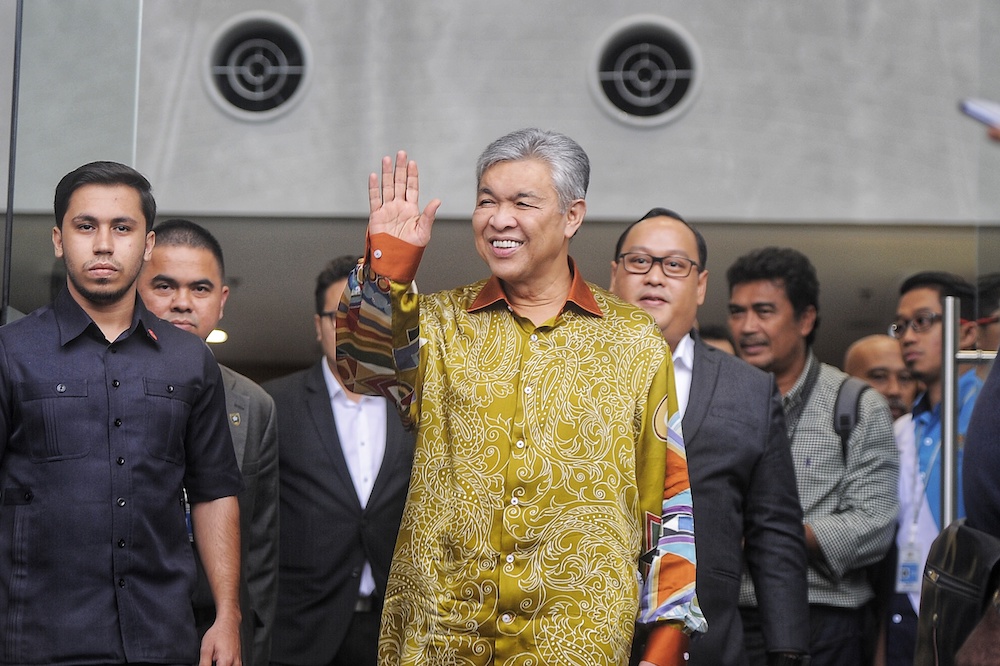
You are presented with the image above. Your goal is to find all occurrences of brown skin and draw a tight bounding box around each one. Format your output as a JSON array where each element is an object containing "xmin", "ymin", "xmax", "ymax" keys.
[{"xmin": 844, "ymin": 334, "xmax": 917, "ymax": 421}]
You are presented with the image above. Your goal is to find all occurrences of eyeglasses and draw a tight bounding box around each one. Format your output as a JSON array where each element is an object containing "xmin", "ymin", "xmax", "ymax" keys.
[
  {"xmin": 319, "ymin": 310, "xmax": 337, "ymax": 319},
  {"xmin": 617, "ymin": 253, "xmax": 700, "ymax": 278},
  {"xmin": 888, "ymin": 311, "xmax": 942, "ymax": 339}
]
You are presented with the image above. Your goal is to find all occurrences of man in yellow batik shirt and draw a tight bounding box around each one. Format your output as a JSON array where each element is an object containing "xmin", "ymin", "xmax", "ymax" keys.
[{"xmin": 336, "ymin": 128, "xmax": 705, "ymax": 666}]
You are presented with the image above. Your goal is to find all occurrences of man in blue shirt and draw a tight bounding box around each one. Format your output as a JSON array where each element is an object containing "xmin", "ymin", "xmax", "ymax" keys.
[
  {"xmin": 886, "ymin": 271, "xmax": 983, "ymax": 666},
  {"xmin": 0, "ymin": 161, "xmax": 243, "ymax": 666}
]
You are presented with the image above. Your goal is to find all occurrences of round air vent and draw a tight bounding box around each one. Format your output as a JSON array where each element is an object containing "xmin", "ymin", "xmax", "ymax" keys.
[
  {"xmin": 205, "ymin": 12, "xmax": 311, "ymax": 122},
  {"xmin": 590, "ymin": 16, "xmax": 702, "ymax": 127}
]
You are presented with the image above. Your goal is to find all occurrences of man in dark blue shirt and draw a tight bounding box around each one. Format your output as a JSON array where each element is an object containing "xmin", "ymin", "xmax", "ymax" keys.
[{"xmin": 0, "ymin": 161, "xmax": 244, "ymax": 666}]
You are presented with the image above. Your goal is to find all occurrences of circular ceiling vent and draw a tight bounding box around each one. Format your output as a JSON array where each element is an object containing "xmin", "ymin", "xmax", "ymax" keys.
[
  {"xmin": 590, "ymin": 16, "xmax": 702, "ymax": 127},
  {"xmin": 205, "ymin": 12, "xmax": 311, "ymax": 122}
]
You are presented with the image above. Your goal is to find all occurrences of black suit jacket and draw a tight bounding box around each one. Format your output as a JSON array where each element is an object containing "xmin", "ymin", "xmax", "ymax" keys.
[
  {"xmin": 683, "ymin": 334, "xmax": 809, "ymax": 665},
  {"xmin": 263, "ymin": 361, "xmax": 414, "ymax": 665}
]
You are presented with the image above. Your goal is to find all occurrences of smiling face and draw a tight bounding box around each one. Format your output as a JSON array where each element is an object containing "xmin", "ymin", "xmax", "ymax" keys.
[
  {"xmin": 471, "ymin": 158, "xmax": 584, "ymax": 296},
  {"xmin": 139, "ymin": 244, "xmax": 229, "ymax": 341},
  {"xmin": 52, "ymin": 183, "xmax": 154, "ymax": 308},
  {"xmin": 609, "ymin": 216, "xmax": 707, "ymax": 350}
]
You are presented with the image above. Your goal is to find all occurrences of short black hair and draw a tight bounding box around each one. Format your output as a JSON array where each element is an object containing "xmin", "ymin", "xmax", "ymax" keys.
[
  {"xmin": 152, "ymin": 219, "xmax": 225, "ymax": 280},
  {"xmin": 976, "ymin": 272, "xmax": 1000, "ymax": 317},
  {"xmin": 613, "ymin": 207, "xmax": 708, "ymax": 269},
  {"xmin": 315, "ymin": 255, "xmax": 360, "ymax": 315},
  {"xmin": 54, "ymin": 161, "xmax": 156, "ymax": 231},
  {"xmin": 726, "ymin": 246, "xmax": 821, "ymax": 347},
  {"xmin": 900, "ymin": 271, "xmax": 975, "ymax": 321}
]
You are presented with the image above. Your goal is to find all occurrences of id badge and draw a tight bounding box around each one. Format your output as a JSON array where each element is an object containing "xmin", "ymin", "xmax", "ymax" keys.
[{"xmin": 895, "ymin": 543, "xmax": 922, "ymax": 594}]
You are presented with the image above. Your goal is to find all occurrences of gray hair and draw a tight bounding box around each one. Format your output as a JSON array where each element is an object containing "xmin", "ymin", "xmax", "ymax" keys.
[{"xmin": 475, "ymin": 128, "xmax": 590, "ymax": 213}]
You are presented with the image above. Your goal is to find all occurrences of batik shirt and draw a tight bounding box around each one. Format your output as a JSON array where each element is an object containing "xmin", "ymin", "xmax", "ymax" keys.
[{"xmin": 337, "ymin": 234, "xmax": 704, "ymax": 666}]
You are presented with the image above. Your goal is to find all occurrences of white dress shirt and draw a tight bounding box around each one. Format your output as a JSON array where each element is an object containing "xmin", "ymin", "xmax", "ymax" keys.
[
  {"xmin": 322, "ymin": 358, "xmax": 388, "ymax": 597},
  {"xmin": 671, "ymin": 332, "xmax": 695, "ymax": 420}
]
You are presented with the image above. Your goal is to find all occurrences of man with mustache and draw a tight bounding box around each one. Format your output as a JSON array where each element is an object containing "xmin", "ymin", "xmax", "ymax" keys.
[
  {"xmin": 0, "ymin": 162, "xmax": 243, "ymax": 665},
  {"xmin": 726, "ymin": 247, "xmax": 899, "ymax": 666},
  {"xmin": 844, "ymin": 334, "xmax": 918, "ymax": 422},
  {"xmin": 885, "ymin": 272, "xmax": 982, "ymax": 665}
]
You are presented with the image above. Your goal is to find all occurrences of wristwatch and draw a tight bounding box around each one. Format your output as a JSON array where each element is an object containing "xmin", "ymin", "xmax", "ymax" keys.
[{"xmin": 768, "ymin": 654, "xmax": 811, "ymax": 666}]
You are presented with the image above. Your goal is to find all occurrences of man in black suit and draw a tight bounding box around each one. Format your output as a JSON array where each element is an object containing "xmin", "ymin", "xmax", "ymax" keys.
[
  {"xmin": 264, "ymin": 256, "xmax": 414, "ymax": 666},
  {"xmin": 611, "ymin": 209, "xmax": 810, "ymax": 666}
]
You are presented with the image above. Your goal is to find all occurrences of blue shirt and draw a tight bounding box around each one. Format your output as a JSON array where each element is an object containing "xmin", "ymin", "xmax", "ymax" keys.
[
  {"xmin": 911, "ymin": 368, "xmax": 982, "ymax": 526},
  {"xmin": 0, "ymin": 288, "xmax": 242, "ymax": 665}
]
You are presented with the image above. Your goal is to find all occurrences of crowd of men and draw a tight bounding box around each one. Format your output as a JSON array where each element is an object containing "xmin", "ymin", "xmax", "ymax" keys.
[{"xmin": 0, "ymin": 127, "xmax": 997, "ymax": 666}]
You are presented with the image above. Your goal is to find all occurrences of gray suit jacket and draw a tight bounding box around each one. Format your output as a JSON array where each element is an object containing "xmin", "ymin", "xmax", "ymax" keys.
[
  {"xmin": 682, "ymin": 333, "xmax": 809, "ymax": 665},
  {"xmin": 263, "ymin": 361, "xmax": 414, "ymax": 665},
  {"xmin": 192, "ymin": 365, "xmax": 280, "ymax": 666}
]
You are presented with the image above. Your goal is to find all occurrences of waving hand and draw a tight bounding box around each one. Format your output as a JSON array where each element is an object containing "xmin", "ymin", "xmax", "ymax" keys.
[{"xmin": 368, "ymin": 150, "xmax": 442, "ymax": 248}]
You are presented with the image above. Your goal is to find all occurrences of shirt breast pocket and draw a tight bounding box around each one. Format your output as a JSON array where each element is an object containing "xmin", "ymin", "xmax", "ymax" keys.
[
  {"xmin": 143, "ymin": 378, "xmax": 196, "ymax": 464},
  {"xmin": 17, "ymin": 380, "xmax": 92, "ymax": 461}
]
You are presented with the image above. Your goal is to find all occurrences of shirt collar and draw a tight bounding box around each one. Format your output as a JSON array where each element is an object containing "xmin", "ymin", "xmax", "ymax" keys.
[
  {"xmin": 467, "ymin": 257, "xmax": 602, "ymax": 317},
  {"xmin": 782, "ymin": 350, "xmax": 817, "ymax": 410},
  {"xmin": 672, "ymin": 331, "xmax": 694, "ymax": 368},
  {"xmin": 54, "ymin": 287, "xmax": 160, "ymax": 347}
]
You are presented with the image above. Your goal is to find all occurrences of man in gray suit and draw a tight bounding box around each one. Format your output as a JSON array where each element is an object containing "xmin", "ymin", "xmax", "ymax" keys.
[
  {"xmin": 611, "ymin": 209, "xmax": 810, "ymax": 666},
  {"xmin": 263, "ymin": 256, "xmax": 414, "ymax": 666},
  {"xmin": 139, "ymin": 219, "xmax": 280, "ymax": 666}
]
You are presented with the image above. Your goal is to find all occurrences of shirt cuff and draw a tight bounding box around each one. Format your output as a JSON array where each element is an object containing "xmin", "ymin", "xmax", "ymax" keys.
[
  {"xmin": 367, "ymin": 232, "xmax": 424, "ymax": 284},
  {"xmin": 642, "ymin": 623, "xmax": 688, "ymax": 666}
]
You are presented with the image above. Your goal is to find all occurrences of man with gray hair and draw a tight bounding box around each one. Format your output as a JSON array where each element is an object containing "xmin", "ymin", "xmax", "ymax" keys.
[{"xmin": 336, "ymin": 129, "xmax": 705, "ymax": 666}]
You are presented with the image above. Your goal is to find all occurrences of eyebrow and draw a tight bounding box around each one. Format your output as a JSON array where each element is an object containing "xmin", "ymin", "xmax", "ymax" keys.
[
  {"xmin": 151, "ymin": 275, "xmax": 216, "ymax": 290},
  {"xmin": 478, "ymin": 186, "xmax": 543, "ymax": 200}
]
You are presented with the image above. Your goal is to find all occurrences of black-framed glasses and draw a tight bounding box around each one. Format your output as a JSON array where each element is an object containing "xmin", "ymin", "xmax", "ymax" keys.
[
  {"xmin": 888, "ymin": 311, "xmax": 942, "ymax": 339},
  {"xmin": 318, "ymin": 310, "xmax": 337, "ymax": 320},
  {"xmin": 617, "ymin": 252, "xmax": 700, "ymax": 278}
]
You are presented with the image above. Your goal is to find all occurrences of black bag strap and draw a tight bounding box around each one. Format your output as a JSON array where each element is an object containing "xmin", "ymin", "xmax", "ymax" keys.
[{"xmin": 834, "ymin": 376, "xmax": 870, "ymax": 460}]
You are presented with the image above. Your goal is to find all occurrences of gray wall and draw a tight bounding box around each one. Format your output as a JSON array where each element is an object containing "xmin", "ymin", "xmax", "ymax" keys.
[{"xmin": 4, "ymin": 0, "xmax": 1000, "ymax": 222}]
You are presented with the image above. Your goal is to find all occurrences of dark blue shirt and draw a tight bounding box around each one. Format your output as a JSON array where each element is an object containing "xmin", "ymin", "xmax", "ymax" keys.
[
  {"xmin": 0, "ymin": 288, "xmax": 242, "ymax": 665},
  {"xmin": 964, "ymin": 360, "xmax": 1000, "ymax": 539}
]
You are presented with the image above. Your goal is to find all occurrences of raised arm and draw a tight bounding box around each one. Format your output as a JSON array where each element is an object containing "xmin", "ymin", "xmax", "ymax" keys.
[{"xmin": 336, "ymin": 151, "xmax": 441, "ymax": 428}]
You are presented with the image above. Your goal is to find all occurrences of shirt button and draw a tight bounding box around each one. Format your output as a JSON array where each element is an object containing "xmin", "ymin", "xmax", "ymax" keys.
[
  {"xmin": 23, "ymin": 491, "xmax": 32, "ymax": 502},
  {"xmin": 510, "ymin": 497, "xmax": 519, "ymax": 506},
  {"xmin": 117, "ymin": 498, "xmax": 126, "ymax": 507},
  {"xmin": 891, "ymin": 613, "xmax": 903, "ymax": 624},
  {"xmin": 114, "ymin": 419, "xmax": 122, "ymax": 427},
  {"xmin": 530, "ymin": 334, "xmax": 538, "ymax": 342},
  {"xmin": 118, "ymin": 578, "xmax": 126, "ymax": 588},
  {"xmin": 524, "ymin": 386, "xmax": 532, "ymax": 395},
  {"xmin": 515, "ymin": 440, "xmax": 525, "ymax": 449},
  {"xmin": 373, "ymin": 249, "xmax": 383, "ymax": 259},
  {"xmin": 505, "ymin": 554, "xmax": 515, "ymax": 564},
  {"xmin": 118, "ymin": 539, "xmax": 126, "ymax": 548},
  {"xmin": 56, "ymin": 383, "xmax": 66, "ymax": 393},
  {"xmin": 501, "ymin": 613, "xmax": 513, "ymax": 623},
  {"xmin": 112, "ymin": 380, "xmax": 120, "ymax": 388},
  {"xmin": 167, "ymin": 385, "xmax": 174, "ymax": 393},
  {"xmin": 117, "ymin": 457, "xmax": 125, "ymax": 465}
]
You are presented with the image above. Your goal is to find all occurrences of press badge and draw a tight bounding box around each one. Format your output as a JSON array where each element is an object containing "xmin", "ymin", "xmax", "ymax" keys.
[{"xmin": 895, "ymin": 542, "xmax": 922, "ymax": 593}]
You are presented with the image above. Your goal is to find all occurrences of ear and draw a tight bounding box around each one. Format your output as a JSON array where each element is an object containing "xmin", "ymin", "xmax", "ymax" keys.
[
  {"xmin": 609, "ymin": 259, "xmax": 620, "ymax": 292},
  {"xmin": 797, "ymin": 304, "xmax": 818, "ymax": 338},
  {"xmin": 960, "ymin": 319, "xmax": 978, "ymax": 350},
  {"xmin": 563, "ymin": 199, "xmax": 586, "ymax": 239},
  {"xmin": 218, "ymin": 285, "xmax": 230, "ymax": 322},
  {"xmin": 144, "ymin": 230, "xmax": 155, "ymax": 262},
  {"xmin": 314, "ymin": 314, "xmax": 323, "ymax": 343},
  {"xmin": 52, "ymin": 226, "xmax": 63, "ymax": 258},
  {"xmin": 695, "ymin": 268, "xmax": 709, "ymax": 307}
]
